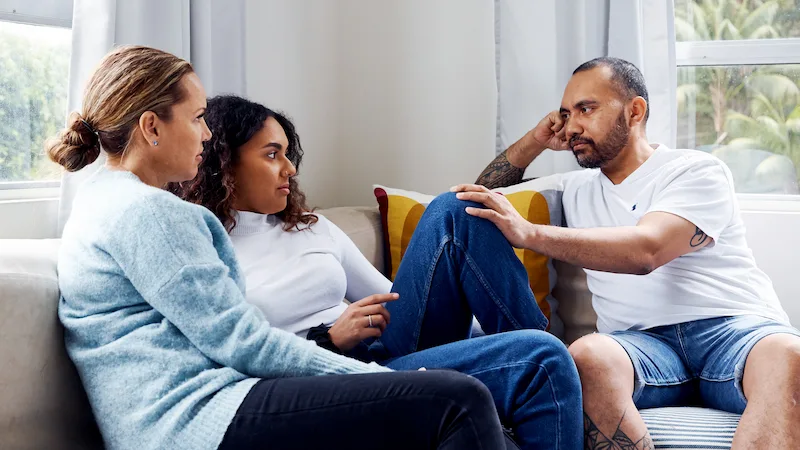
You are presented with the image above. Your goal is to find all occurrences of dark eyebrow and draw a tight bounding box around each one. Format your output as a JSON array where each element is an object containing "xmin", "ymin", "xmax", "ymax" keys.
[
  {"xmin": 263, "ymin": 142, "xmax": 283, "ymax": 150},
  {"xmin": 559, "ymin": 107, "xmax": 569, "ymax": 115},
  {"xmin": 574, "ymin": 100, "xmax": 599, "ymax": 110}
]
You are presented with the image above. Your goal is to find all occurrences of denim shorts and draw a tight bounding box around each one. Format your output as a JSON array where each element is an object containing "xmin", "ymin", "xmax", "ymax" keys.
[{"xmin": 607, "ymin": 315, "xmax": 800, "ymax": 414}]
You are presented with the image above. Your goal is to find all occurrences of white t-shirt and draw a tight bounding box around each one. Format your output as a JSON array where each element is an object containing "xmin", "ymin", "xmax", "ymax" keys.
[
  {"xmin": 229, "ymin": 211, "xmax": 392, "ymax": 338},
  {"xmin": 561, "ymin": 145, "xmax": 789, "ymax": 333}
]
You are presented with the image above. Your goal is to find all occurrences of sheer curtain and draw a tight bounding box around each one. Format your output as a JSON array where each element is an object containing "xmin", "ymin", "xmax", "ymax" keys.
[
  {"xmin": 57, "ymin": 0, "xmax": 246, "ymax": 235},
  {"xmin": 495, "ymin": 0, "xmax": 677, "ymax": 178}
]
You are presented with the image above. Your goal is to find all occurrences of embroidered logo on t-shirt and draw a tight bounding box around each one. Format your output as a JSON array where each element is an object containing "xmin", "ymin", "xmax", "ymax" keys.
[{"xmin": 631, "ymin": 204, "xmax": 637, "ymax": 211}]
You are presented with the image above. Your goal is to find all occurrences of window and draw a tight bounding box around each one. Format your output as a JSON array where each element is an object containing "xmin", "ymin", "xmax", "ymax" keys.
[
  {"xmin": 0, "ymin": 3, "xmax": 72, "ymax": 189},
  {"xmin": 675, "ymin": 0, "xmax": 800, "ymax": 196}
]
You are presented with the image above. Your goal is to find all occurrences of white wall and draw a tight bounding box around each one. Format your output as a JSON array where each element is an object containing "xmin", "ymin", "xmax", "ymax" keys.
[
  {"xmin": 742, "ymin": 211, "xmax": 800, "ymax": 325},
  {"xmin": 246, "ymin": 0, "xmax": 496, "ymax": 208},
  {"xmin": 245, "ymin": 0, "xmax": 342, "ymax": 207},
  {"xmin": 335, "ymin": 0, "xmax": 496, "ymax": 206}
]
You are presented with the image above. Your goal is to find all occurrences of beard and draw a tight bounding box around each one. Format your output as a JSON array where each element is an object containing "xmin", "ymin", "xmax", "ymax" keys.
[{"xmin": 569, "ymin": 112, "xmax": 629, "ymax": 169}]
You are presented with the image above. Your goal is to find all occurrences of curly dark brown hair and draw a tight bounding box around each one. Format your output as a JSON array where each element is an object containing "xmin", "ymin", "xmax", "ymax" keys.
[{"xmin": 167, "ymin": 95, "xmax": 317, "ymax": 232}]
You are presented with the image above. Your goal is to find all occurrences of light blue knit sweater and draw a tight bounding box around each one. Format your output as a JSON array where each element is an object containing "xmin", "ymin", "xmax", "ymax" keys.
[{"xmin": 58, "ymin": 167, "xmax": 389, "ymax": 450}]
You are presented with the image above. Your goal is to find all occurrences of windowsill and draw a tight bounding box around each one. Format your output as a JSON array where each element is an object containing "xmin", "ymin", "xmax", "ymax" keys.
[
  {"xmin": 676, "ymin": 38, "xmax": 800, "ymax": 66},
  {"xmin": 738, "ymin": 194, "xmax": 800, "ymax": 213},
  {"xmin": 0, "ymin": 182, "xmax": 60, "ymax": 202}
]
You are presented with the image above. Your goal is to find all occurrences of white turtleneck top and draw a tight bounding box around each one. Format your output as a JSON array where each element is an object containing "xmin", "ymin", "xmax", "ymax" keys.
[{"xmin": 229, "ymin": 211, "xmax": 392, "ymax": 338}]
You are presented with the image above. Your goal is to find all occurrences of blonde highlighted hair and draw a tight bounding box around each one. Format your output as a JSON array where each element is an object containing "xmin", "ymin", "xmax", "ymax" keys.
[{"xmin": 47, "ymin": 45, "xmax": 194, "ymax": 171}]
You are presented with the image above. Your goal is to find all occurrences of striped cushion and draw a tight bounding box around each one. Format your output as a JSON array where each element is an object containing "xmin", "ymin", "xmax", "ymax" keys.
[{"xmin": 641, "ymin": 407, "xmax": 740, "ymax": 450}]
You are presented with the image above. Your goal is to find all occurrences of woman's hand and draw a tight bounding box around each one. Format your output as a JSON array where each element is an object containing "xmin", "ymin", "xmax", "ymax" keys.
[{"xmin": 328, "ymin": 293, "xmax": 399, "ymax": 352}]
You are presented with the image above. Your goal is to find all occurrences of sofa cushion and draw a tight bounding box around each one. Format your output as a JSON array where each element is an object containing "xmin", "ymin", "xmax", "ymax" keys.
[
  {"xmin": 373, "ymin": 176, "xmax": 565, "ymax": 337},
  {"xmin": 318, "ymin": 206, "xmax": 386, "ymax": 273},
  {"xmin": 0, "ymin": 239, "xmax": 102, "ymax": 449},
  {"xmin": 552, "ymin": 259, "xmax": 596, "ymax": 344}
]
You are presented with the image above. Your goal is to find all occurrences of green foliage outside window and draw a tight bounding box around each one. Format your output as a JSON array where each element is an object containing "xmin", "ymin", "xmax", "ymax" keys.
[
  {"xmin": 675, "ymin": 0, "xmax": 800, "ymax": 193},
  {"xmin": 0, "ymin": 22, "xmax": 70, "ymax": 182}
]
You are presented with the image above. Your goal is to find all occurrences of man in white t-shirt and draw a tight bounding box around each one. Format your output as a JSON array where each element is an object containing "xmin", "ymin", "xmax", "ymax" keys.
[{"xmin": 456, "ymin": 57, "xmax": 800, "ymax": 449}]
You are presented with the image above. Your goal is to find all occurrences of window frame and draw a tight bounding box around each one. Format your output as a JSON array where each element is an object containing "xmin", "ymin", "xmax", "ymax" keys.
[
  {"xmin": 0, "ymin": 3, "xmax": 72, "ymax": 199},
  {"xmin": 0, "ymin": 11, "xmax": 70, "ymax": 28},
  {"xmin": 0, "ymin": 0, "xmax": 73, "ymax": 28},
  {"xmin": 676, "ymin": 36, "xmax": 800, "ymax": 209},
  {"xmin": 676, "ymin": 38, "xmax": 800, "ymax": 66}
]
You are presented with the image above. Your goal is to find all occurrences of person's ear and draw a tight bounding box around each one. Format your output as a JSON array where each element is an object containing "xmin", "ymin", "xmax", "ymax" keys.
[
  {"xmin": 630, "ymin": 97, "xmax": 648, "ymax": 127},
  {"xmin": 139, "ymin": 111, "xmax": 160, "ymax": 147}
]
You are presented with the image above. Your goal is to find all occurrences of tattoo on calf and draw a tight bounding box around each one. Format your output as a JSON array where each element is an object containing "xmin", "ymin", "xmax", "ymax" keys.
[
  {"xmin": 612, "ymin": 427, "xmax": 640, "ymax": 450},
  {"xmin": 584, "ymin": 414, "xmax": 613, "ymax": 450},
  {"xmin": 690, "ymin": 226, "xmax": 708, "ymax": 248},
  {"xmin": 584, "ymin": 412, "xmax": 653, "ymax": 450},
  {"xmin": 475, "ymin": 150, "xmax": 525, "ymax": 189}
]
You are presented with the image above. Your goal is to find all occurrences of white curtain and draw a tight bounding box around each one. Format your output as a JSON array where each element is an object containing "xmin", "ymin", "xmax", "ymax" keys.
[
  {"xmin": 57, "ymin": 0, "xmax": 246, "ymax": 235},
  {"xmin": 495, "ymin": 0, "xmax": 677, "ymax": 179}
]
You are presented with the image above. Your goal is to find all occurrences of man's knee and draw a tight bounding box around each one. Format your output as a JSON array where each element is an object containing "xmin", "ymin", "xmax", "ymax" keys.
[
  {"xmin": 745, "ymin": 334, "xmax": 800, "ymax": 397},
  {"xmin": 779, "ymin": 339, "xmax": 800, "ymax": 378},
  {"xmin": 569, "ymin": 334, "xmax": 632, "ymax": 385}
]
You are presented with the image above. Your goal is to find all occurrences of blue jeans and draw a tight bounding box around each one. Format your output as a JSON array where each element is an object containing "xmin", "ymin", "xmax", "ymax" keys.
[
  {"xmin": 608, "ymin": 315, "xmax": 800, "ymax": 413},
  {"xmin": 347, "ymin": 193, "xmax": 582, "ymax": 450}
]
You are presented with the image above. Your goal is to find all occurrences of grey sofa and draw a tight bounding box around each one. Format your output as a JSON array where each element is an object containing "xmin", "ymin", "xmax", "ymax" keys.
[{"xmin": 0, "ymin": 206, "xmax": 745, "ymax": 449}]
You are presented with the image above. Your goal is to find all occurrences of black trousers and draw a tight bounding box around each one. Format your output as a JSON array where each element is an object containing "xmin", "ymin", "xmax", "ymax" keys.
[{"xmin": 218, "ymin": 370, "xmax": 519, "ymax": 450}]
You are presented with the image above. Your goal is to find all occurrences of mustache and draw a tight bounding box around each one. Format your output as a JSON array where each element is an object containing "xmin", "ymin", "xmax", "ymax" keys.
[{"xmin": 569, "ymin": 136, "xmax": 594, "ymax": 149}]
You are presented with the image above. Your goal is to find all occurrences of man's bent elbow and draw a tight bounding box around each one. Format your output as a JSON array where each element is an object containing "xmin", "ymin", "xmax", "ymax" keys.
[{"xmin": 632, "ymin": 253, "xmax": 659, "ymax": 276}]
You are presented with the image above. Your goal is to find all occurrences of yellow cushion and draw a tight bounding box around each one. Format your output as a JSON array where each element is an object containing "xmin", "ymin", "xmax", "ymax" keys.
[{"xmin": 373, "ymin": 175, "xmax": 565, "ymax": 335}]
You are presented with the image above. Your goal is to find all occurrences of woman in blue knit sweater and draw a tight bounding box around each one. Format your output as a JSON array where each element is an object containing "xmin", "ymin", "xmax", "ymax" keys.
[
  {"xmin": 170, "ymin": 95, "xmax": 584, "ymax": 449},
  {"xmin": 47, "ymin": 45, "xmax": 518, "ymax": 450}
]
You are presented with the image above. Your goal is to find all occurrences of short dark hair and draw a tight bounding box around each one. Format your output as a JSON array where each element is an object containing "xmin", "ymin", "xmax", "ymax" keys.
[{"xmin": 573, "ymin": 57, "xmax": 649, "ymax": 122}]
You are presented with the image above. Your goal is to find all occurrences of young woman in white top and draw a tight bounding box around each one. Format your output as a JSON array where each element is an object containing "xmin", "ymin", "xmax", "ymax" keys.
[{"xmin": 170, "ymin": 94, "xmax": 583, "ymax": 450}]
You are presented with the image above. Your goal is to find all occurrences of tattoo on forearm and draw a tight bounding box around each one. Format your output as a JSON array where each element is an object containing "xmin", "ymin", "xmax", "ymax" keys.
[
  {"xmin": 690, "ymin": 226, "xmax": 708, "ymax": 248},
  {"xmin": 475, "ymin": 150, "xmax": 525, "ymax": 189},
  {"xmin": 584, "ymin": 412, "xmax": 653, "ymax": 450}
]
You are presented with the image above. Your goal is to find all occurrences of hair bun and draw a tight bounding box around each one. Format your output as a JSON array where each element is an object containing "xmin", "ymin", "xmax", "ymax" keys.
[{"xmin": 46, "ymin": 112, "xmax": 102, "ymax": 172}]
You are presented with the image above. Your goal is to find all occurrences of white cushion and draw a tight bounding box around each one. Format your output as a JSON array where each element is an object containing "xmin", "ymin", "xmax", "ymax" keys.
[{"xmin": 0, "ymin": 239, "xmax": 60, "ymax": 277}]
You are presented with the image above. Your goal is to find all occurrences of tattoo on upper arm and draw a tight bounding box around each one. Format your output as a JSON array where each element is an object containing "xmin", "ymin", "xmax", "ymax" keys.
[
  {"xmin": 584, "ymin": 412, "xmax": 653, "ymax": 450},
  {"xmin": 690, "ymin": 226, "xmax": 708, "ymax": 248},
  {"xmin": 475, "ymin": 150, "xmax": 525, "ymax": 189}
]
